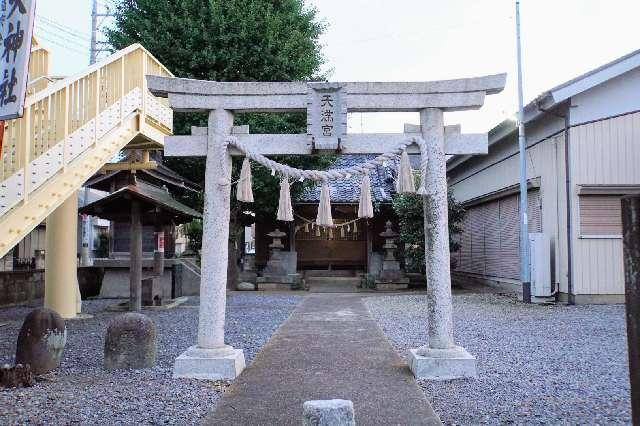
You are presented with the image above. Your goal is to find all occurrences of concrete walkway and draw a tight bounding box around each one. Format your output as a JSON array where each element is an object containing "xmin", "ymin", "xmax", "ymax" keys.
[{"xmin": 206, "ymin": 294, "xmax": 440, "ymax": 425}]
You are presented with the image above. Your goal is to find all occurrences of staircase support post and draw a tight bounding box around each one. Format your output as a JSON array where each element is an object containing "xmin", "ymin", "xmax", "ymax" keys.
[
  {"xmin": 44, "ymin": 192, "xmax": 80, "ymax": 319},
  {"xmin": 130, "ymin": 198, "xmax": 142, "ymax": 311}
]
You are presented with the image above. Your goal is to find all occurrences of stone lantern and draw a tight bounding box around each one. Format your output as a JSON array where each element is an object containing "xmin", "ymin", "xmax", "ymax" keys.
[
  {"xmin": 375, "ymin": 221, "xmax": 409, "ymax": 290},
  {"xmin": 257, "ymin": 228, "xmax": 301, "ymax": 290},
  {"xmin": 263, "ymin": 229, "xmax": 287, "ymax": 276}
]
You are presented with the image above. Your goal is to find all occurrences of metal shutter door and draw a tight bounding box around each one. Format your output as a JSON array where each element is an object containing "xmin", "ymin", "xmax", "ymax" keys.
[
  {"xmin": 483, "ymin": 200, "xmax": 501, "ymax": 277},
  {"xmin": 469, "ymin": 207, "xmax": 485, "ymax": 274},
  {"xmin": 456, "ymin": 211, "xmax": 473, "ymax": 272},
  {"xmin": 579, "ymin": 195, "xmax": 622, "ymax": 235},
  {"xmin": 499, "ymin": 195, "xmax": 520, "ymax": 279}
]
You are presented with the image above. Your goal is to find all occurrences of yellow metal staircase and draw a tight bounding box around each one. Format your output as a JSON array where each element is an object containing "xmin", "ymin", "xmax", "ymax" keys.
[{"xmin": 0, "ymin": 43, "xmax": 173, "ymax": 257}]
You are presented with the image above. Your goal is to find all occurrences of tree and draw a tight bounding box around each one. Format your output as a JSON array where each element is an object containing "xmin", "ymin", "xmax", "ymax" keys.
[
  {"xmin": 392, "ymin": 191, "xmax": 465, "ymax": 273},
  {"xmin": 106, "ymin": 0, "xmax": 332, "ymax": 245}
]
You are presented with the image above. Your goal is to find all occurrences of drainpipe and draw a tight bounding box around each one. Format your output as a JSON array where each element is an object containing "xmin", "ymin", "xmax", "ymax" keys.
[{"xmin": 536, "ymin": 100, "xmax": 574, "ymax": 304}]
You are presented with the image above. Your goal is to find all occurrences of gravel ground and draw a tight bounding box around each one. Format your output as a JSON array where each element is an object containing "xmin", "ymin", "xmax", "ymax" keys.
[
  {"xmin": 365, "ymin": 291, "xmax": 631, "ymax": 425},
  {"xmin": 0, "ymin": 293, "xmax": 301, "ymax": 425}
]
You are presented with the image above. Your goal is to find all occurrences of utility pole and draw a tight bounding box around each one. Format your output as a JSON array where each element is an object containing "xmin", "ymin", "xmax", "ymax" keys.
[
  {"xmin": 90, "ymin": 0, "xmax": 98, "ymax": 64},
  {"xmin": 90, "ymin": 0, "xmax": 114, "ymax": 65},
  {"xmin": 516, "ymin": 1, "xmax": 531, "ymax": 303}
]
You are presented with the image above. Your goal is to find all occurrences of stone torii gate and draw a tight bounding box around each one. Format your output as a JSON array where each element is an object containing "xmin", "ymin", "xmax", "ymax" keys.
[{"xmin": 147, "ymin": 74, "xmax": 506, "ymax": 380}]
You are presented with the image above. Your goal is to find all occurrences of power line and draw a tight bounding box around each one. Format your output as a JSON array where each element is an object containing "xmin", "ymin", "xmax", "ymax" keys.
[
  {"xmin": 36, "ymin": 35, "xmax": 87, "ymax": 56},
  {"xmin": 36, "ymin": 15, "xmax": 92, "ymax": 41},
  {"xmin": 34, "ymin": 24, "xmax": 89, "ymax": 50},
  {"xmin": 35, "ymin": 26, "xmax": 90, "ymax": 50}
]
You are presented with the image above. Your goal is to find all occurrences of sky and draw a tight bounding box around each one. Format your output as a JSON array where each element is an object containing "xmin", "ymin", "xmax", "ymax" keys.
[{"xmin": 33, "ymin": 0, "xmax": 640, "ymax": 133}]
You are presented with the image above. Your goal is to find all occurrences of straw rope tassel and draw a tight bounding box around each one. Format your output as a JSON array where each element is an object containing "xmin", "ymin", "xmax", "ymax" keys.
[
  {"xmin": 396, "ymin": 150, "xmax": 416, "ymax": 193},
  {"xmin": 276, "ymin": 178, "xmax": 294, "ymax": 221},
  {"xmin": 316, "ymin": 182, "xmax": 334, "ymax": 226},
  {"xmin": 358, "ymin": 173, "xmax": 374, "ymax": 218},
  {"xmin": 236, "ymin": 158, "xmax": 254, "ymax": 202}
]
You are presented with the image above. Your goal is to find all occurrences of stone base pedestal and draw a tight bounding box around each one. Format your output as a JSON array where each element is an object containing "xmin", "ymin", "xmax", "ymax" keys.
[
  {"xmin": 256, "ymin": 273, "xmax": 301, "ymax": 291},
  {"xmin": 375, "ymin": 278, "xmax": 409, "ymax": 291},
  {"xmin": 407, "ymin": 346, "xmax": 477, "ymax": 380},
  {"xmin": 173, "ymin": 345, "xmax": 245, "ymax": 380}
]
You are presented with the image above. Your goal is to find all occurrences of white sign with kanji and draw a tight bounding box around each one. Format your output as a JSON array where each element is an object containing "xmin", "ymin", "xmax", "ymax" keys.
[{"xmin": 0, "ymin": 0, "xmax": 36, "ymax": 120}]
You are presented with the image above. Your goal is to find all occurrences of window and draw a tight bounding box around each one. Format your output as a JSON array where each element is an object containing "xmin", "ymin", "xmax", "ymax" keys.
[{"xmin": 579, "ymin": 195, "xmax": 622, "ymax": 237}]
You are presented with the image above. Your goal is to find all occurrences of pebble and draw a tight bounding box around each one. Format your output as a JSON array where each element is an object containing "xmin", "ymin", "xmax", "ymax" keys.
[
  {"xmin": 365, "ymin": 292, "xmax": 631, "ymax": 425},
  {"xmin": 0, "ymin": 294, "xmax": 301, "ymax": 425}
]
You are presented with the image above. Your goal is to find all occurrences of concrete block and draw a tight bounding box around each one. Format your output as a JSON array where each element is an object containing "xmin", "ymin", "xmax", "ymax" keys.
[
  {"xmin": 407, "ymin": 346, "xmax": 477, "ymax": 380},
  {"xmin": 173, "ymin": 345, "xmax": 245, "ymax": 380},
  {"xmin": 302, "ymin": 399, "xmax": 355, "ymax": 426}
]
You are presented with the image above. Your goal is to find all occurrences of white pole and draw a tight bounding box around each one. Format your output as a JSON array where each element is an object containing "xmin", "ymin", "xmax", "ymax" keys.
[{"xmin": 516, "ymin": 1, "xmax": 531, "ymax": 302}]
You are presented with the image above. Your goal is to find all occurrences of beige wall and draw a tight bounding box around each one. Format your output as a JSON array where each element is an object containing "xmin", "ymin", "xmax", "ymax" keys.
[{"xmin": 568, "ymin": 111, "xmax": 640, "ymax": 296}]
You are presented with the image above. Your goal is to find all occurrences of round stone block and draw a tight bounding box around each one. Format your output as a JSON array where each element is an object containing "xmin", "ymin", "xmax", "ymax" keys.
[
  {"xmin": 104, "ymin": 313, "xmax": 156, "ymax": 370},
  {"xmin": 15, "ymin": 308, "xmax": 67, "ymax": 375}
]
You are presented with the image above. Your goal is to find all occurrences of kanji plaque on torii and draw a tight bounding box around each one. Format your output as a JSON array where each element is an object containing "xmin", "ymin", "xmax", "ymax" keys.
[{"xmin": 307, "ymin": 82, "xmax": 347, "ymax": 151}]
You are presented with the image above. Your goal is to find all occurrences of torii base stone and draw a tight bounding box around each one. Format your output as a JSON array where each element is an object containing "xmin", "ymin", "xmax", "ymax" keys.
[
  {"xmin": 173, "ymin": 345, "xmax": 245, "ymax": 380},
  {"xmin": 407, "ymin": 346, "xmax": 477, "ymax": 380}
]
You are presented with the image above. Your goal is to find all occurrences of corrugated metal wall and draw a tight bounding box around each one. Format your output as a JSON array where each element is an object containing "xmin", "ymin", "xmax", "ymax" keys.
[{"xmin": 569, "ymin": 110, "xmax": 640, "ymax": 295}]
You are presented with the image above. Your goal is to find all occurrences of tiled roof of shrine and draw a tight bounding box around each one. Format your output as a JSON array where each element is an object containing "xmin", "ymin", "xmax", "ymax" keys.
[{"xmin": 297, "ymin": 155, "xmax": 401, "ymax": 204}]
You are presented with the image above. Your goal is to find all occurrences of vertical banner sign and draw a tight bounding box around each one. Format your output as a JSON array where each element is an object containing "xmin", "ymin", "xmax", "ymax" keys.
[
  {"xmin": 0, "ymin": 0, "xmax": 36, "ymax": 121},
  {"xmin": 156, "ymin": 232, "xmax": 165, "ymax": 252},
  {"xmin": 307, "ymin": 82, "xmax": 347, "ymax": 150}
]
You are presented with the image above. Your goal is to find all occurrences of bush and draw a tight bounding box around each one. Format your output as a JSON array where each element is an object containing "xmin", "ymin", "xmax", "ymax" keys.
[
  {"xmin": 392, "ymin": 191, "xmax": 465, "ymax": 273},
  {"xmin": 184, "ymin": 220, "xmax": 203, "ymax": 256}
]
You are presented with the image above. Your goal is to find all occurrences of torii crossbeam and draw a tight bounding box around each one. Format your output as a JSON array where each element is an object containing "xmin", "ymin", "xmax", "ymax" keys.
[{"xmin": 147, "ymin": 73, "xmax": 506, "ymax": 381}]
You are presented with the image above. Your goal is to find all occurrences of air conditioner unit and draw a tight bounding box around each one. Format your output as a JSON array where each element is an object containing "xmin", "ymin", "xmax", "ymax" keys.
[{"xmin": 529, "ymin": 233, "xmax": 553, "ymax": 302}]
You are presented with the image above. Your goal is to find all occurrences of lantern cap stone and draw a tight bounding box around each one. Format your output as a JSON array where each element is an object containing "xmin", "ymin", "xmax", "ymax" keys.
[{"xmin": 379, "ymin": 220, "xmax": 398, "ymax": 238}]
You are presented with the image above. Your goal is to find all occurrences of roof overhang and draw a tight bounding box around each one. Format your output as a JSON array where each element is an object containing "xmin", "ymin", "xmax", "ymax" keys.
[{"xmin": 448, "ymin": 48, "xmax": 640, "ymax": 172}]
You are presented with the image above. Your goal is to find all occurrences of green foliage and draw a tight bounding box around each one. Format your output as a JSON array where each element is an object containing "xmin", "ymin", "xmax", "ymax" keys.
[
  {"xmin": 184, "ymin": 219, "xmax": 203, "ymax": 255},
  {"xmin": 392, "ymin": 191, "xmax": 465, "ymax": 273},
  {"xmin": 107, "ymin": 0, "xmax": 332, "ymax": 238}
]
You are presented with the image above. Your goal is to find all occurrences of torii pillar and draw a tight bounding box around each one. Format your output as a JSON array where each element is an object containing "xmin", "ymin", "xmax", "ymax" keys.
[
  {"xmin": 172, "ymin": 109, "xmax": 246, "ymax": 379},
  {"xmin": 405, "ymin": 109, "xmax": 477, "ymax": 379}
]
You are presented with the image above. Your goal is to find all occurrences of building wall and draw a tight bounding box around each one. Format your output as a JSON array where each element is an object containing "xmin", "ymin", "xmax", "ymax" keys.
[
  {"xmin": 449, "ymin": 129, "xmax": 567, "ymax": 293},
  {"xmin": 568, "ymin": 110, "xmax": 640, "ymax": 296},
  {"xmin": 569, "ymin": 67, "xmax": 640, "ymax": 125},
  {"xmin": 449, "ymin": 63, "xmax": 640, "ymax": 301}
]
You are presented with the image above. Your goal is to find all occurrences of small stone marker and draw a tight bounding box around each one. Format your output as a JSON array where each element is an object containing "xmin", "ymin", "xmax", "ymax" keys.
[
  {"xmin": 15, "ymin": 308, "xmax": 67, "ymax": 374},
  {"xmin": 0, "ymin": 364, "xmax": 35, "ymax": 388},
  {"xmin": 303, "ymin": 399, "xmax": 355, "ymax": 426},
  {"xmin": 104, "ymin": 312, "xmax": 156, "ymax": 370}
]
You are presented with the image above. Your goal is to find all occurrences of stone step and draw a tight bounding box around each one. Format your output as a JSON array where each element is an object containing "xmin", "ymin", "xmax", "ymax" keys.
[
  {"xmin": 305, "ymin": 277, "xmax": 362, "ymax": 285},
  {"xmin": 305, "ymin": 276, "xmax": 363, "ymax": 293},
  {"xmin": 303, "ymin": 269, "xmax": 360, "ymax": 278}
]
